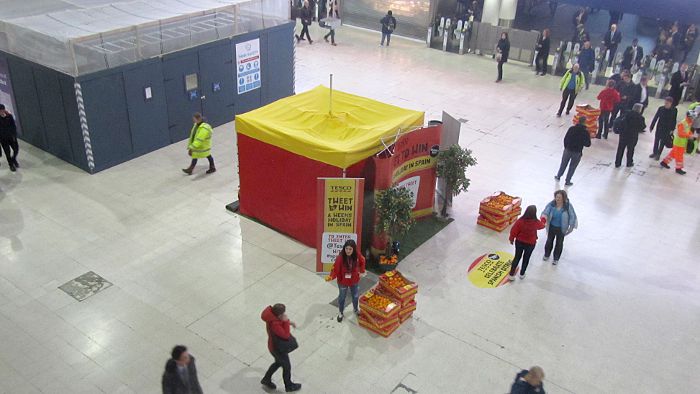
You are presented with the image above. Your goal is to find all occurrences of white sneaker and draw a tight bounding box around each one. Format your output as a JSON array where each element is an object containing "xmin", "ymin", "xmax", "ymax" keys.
[
  {"xmin": 508, "ymin": 275, "xmax": 516, "ymax": 281},
  {"xmin": 542, "ymin": 256, "xmax": 549, "ymax": 261},
  {"xmin": 552, "ymin": 260, "xmax": 559, "ymax": 265},
  {"xmin": 519, "ymin": 274, "xmax": 526, "ymax": 280}
]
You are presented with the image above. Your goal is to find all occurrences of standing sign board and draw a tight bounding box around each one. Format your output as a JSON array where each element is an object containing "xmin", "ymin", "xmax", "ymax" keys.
[
  {"xmin": 316, "ymin": 178, "xmax": 365, "ymax": 273},
  {"xmin": 236, "ymin": 39, "xmax": 261, "ymax": 94},
  {"xmin": 0, "ymin": 57, "xmax": 20, "ymax": 133}
]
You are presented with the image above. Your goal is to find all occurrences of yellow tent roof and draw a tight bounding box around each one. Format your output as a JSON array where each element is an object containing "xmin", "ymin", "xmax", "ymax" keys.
[{"xmin": 235, "ymin": 85, "xmax": 425, "ymax": 169}]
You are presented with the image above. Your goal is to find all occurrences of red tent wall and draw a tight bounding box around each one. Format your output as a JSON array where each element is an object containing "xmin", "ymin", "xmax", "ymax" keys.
[{"xmin": 238, "ymin": 134, "xmax": 368, "ymax": 247}]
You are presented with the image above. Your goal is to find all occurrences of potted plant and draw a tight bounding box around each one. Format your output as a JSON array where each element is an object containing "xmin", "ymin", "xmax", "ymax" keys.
[
  {"xmin": 436, "ymin": 144, "xmax": 477, "ymax": 218},
  {"xmin": 375, "ymin": 185, "xmax": 415, "ymax": 271}
]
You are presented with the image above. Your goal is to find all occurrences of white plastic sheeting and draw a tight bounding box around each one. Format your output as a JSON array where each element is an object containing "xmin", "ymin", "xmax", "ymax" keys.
[{"xmin": 0, "ymin": 0, "xmax": 290, "ymax": 75}]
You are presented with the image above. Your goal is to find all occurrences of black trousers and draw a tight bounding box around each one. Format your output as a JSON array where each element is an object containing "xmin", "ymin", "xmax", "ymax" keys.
[
  {"xmin": 535, "ymin": 53, "xmax": 548, "ymax": 74},
  {"xmin": 264, "ymin": 351, "xmax": 292, "ymax": 388},
  {"xmin": 509, "ymin": 241, "xmax": 536, "ymax": 276},
  {"xmin": 615, "ymin": 136, "xmax": 637, "ymax": 167},
  {"xmin": 558, "ymin": 88, "xmax": 577, "ymax": 114},
  {"xmin": 497, "ymin": 61, "xmax": 505, "ymax": 81},
  {"xmin": 653, "ymin": 129, "xmax": 671, "ymax": 157},
  {"xmin": 0, "ymin": 137, "xmax": 19, "ymax": 166},
  {"xmin": 324, "ymin": 29, "xmax": 335, "ymax": 44},
  {"xmin": 190, "ymin": 155, "xmax": 215, "ymax": 167},
  {"xmin": 607, "ymin": 46, "xmax": 617, "ymax": 66},
  {"xmin": 299, "ymin": 23, "xmax": 311, "ymax": 41},
  {"xmin": 597, "ymin": 110, "xmax": 611, "ymax": 137},
  {"xmin": 544, "ymin": 226, "xmax": 565, "ymax": 261}
]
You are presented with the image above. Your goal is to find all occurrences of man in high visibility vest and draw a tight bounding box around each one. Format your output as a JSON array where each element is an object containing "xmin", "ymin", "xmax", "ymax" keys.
[
  {"xmin": 182, "ymin": 112, "xmax": 216, "ymax": 175},
  {"xmin": 660, "ymin": 108, "xmax": 697, "ymax": 175}
]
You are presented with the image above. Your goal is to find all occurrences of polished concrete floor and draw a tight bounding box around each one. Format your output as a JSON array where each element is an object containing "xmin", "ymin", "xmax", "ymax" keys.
[{"xmin": 1, "ymin": 24, "xmax": 699, "ymax": 394}]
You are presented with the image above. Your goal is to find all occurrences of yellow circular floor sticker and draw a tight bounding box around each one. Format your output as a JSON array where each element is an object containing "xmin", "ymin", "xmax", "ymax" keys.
[{"xmin": 467, "ymin": 252, "xmax": 514, "ymax": 288}]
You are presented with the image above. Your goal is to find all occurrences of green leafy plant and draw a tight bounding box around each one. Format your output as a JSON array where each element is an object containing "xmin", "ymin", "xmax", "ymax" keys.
[
  {"xmin": 436, "ymin": 144, "xmax": 477, "ymax": 217},
  {"xmin": 375, "ymin": 185, "xmax": 415, "ymax": 255}
]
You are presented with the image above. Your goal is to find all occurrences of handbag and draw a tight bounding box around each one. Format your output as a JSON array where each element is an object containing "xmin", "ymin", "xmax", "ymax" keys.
[
  {"xmin": 495, "ymin": 53, "xmax": 502, "ymax": 62},
  {"xmin": 664, "ymin": 132, "xmax": 674, "ymax": 148},
  {"xmin": 271, "ymin": 331, "xmax": 299, "ymax": 354}
]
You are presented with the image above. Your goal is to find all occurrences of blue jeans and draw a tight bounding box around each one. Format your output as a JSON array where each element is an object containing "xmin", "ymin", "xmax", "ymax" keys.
[
  {"xmin": 338, "ymin": 284, "xmax": 359, "ymax": 314},
  {"xmin": 381, "ymin": 32, "xmax": 391, "ymax": 46}
]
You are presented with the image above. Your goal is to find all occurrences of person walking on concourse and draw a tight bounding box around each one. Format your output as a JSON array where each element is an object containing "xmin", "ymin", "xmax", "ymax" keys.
[
  {"xmin": 0, "ymin": 104, "xmax": 19, "ymax": 172},
  {"xmin": 326, "ymin": 239, "xmax": 366, "ymax": 322},
  {"xmin": 495, "ymin": 32, "xmax": 510, "ymax": 82},
  {"xmin": 161, "ymin": 345, "xmax": 203, "ymax": 394},
  {"xmin": 615, "ymin": 103, "xmax": 646, "ymax": 168},
  {"xmin": 596, "ymin": 79, "xmax": 620, "ymax": 139},
  {"xmin": 182, "ymin": 113, "xmax": 216, "ymax": 175},
  {"xmin": 261, "ymin": 304, "xmax": 302, "ymax": 392},
  {"xmin": 510, "ymin": 366, "xmax": 546, "ymax": 394},
  {"xmin": 380, "ymin": 10, "xmax": 397, "ymax": 46},
  {"xmin": 508, "ymin": 205, "xmax": 546, "ymax": 281},
  {"xmin": 555, "ymin": 116, "xmax": 591, "ymax": 186},
  {"xmin": 557, "ymin": 64, "xmax": 584, "ymax": 116},
  {"xmin": 541, "ymin": 190, "xmax": 577, "ymax": 265},
  {"xmin": 649, "ymin": 97, "xmax": 678, "ymax": 160},
  {"xmin": 660, "ymin": 109, "xmax": 697, "ymax": 175}
]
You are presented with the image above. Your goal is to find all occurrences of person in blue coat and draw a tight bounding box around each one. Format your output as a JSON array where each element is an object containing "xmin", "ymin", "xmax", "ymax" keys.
[
  {"xmin": 577, "ymin": 40, "xmax": 595, "ymax": 89},
  {"xmin": 540, "ymin": 190, "xmax": 577, "ymax": 265}
]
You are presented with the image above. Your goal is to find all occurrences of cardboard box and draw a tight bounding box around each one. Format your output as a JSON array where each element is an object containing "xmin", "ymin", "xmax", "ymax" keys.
[
  {"xmin": 359, "ymin": 289, "xmax": 400, "ymax": 319},
  {"xmin": 379, "ymin": 271, "xmax": 418, "ymax": 301},
  {"xmin": 360, "ymin": 310, "xmax": 400, "ymax": 329},
  {"xmin": 477, "ymin": 215, "xmax": 509, "ymax": 232},
  {"xmin": 359, "ymin": 315, "xmax": 401, "ymax": 337}
]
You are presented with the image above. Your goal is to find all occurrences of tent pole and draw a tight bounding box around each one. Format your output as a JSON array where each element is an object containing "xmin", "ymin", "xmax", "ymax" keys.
[
  {"xmin": 329, "ymin": 73, "xmax": 333, "ymax": 115},
  {"xmin": 342, "ymin": 168, "xmax": 346, "ymax": 178}
]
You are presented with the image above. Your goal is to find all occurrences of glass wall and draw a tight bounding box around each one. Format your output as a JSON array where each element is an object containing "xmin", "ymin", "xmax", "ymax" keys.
[{"xmin": 342, "ymin": 0, "xmax": 432, "ymax": 39}]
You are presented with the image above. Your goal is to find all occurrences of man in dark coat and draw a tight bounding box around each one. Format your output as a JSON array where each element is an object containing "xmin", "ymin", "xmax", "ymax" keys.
[
  {"xmin": 162, "ymin": 345, "xmax": 203, "ymax": 394},
  {"xmin": 0, "ymin": 104, "xmax": 19, "ymax": 172},
  {"xmin": 649, "ymin": 96, "xmax": 678, "ymax": 159},
  {"xmin": 510, "ymin": 366, "xmax": 546, "ymax": 394},
  {"xmin": 295, "ymin": 1, "xmax": 313, "ymax": 44},
  {"xmin": 621, "ymin": 38, "xmax": 644, "ymax": 71},
  {"xmin": 555, "ymin": 116, "xmax": 591, "ymax": 185},
  {"xmin": 610, "ymin": 71, "xmax": 631, "ymax": 123},
  {"xmin": 615, "ymin": 103, "xmax": 646, "ymax": 168},
  {"xmin": 602, "ymin": 23, "xmax": 622, "ymax": 66},
  {"xmin": 380, "ymin": 10, "xmax": 397, "ymax": 46},
  {"xmin": 669, "ymin": 63, "xmax": 689, "ymax": 106}
]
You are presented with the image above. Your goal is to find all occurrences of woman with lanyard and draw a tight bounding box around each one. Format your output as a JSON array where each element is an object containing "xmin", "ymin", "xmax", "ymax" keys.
[
  {"xmin": 540, "ymin": 190, "xmax": 578, "ymax": 265},
  {"xmin": 326, "ymin": 239, "xmax": 366, "ymax": 322}
]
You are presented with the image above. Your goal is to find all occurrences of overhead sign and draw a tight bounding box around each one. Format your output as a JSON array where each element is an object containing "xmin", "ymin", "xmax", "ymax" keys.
[
  {"xmin": 467, "ymin": 252, "xmax": 514, "ymax": 288},
  {"xmin": 236, "ymin": 38, "xmax": 261, "ymax": 95},
  {"xmin": 316, "ymin": 178, "xmax": 365, "ymax": 273}
]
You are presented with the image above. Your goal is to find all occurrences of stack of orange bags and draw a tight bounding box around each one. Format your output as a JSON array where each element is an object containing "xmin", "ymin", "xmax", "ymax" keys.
[
  {"xmin": 477, "ymin": 191, "xmax": 522, "ymax": 232},
  {"xmin": 573, "ymin": 104, "xmax": 601, "ymax": 138}
]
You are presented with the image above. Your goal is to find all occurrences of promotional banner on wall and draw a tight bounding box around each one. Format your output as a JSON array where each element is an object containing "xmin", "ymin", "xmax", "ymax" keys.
[
  {"xmin": 235, "ymin": 38, "xmax": 261, "ymax": 94},
  {"xmin": 0, "ymin": 57, "xmax": 20, "ymax": 133},
  {"xmin": 370, "ymin": 125, "xmax": 441, "ymax": 255},
  {"xmin": 316, "ymin": 178, "xmax": 365, "ymax": 273}
]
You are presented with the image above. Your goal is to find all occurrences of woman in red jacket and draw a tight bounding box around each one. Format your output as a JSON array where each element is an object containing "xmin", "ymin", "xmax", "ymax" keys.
[
  {"xmin": 326, "ymin": 239, "xmax": 366, "ymax": 322},
  {"xmin": 261, "ymin": 304, "xmax": 301, "ymax": 392},
  {"xmin": 508, "ymin": 205, "xmax": 546, "ymax": 281},
  {"xmin": 596, "ymin": 79, "xmax": 621, "ymax": 139}
]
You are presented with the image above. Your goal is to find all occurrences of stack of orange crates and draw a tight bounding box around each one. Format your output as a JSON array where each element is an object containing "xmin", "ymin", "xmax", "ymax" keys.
[
  {"xmin": 477, "ymin": 191, "xmax": 522, "ymax": 232},
  {"xmin": 573, "ymin": 104, "xmax": 601, "ymax": 138},
  {"xmin": 359, "ymin": 270, "xmax": 418, "ymax": 337}
]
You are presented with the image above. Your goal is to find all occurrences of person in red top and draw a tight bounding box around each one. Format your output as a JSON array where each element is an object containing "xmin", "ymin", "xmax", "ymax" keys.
[
  {"xmin": 325, "ymin": 239, "xmax": 366, "ymax": 322},
  {"xmin": 261, "ymin": 304, "xmax": 301, "ymax": 392},
  {"xmin": 508, "ymin": 205, "xmax": 547, "ymax": 281},
  {"xmin": 596, "ymin": 79, "xmax": 621, "ymax": 139}
]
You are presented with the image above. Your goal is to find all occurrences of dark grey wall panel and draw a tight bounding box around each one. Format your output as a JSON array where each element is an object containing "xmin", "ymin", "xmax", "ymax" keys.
[
  {"xmin": 122, "ymin": 61, "xmax": 169, "ymax": 156},
  {"xmin": 80, "ymin": 73, "xmax": 132, "ymax": 171},
  {"xmin": 59, "ymin": 77, "xmax": 88, "ymax": 171},
  {"xmin": 263, "ymin": 25, "xmax": 295, "ymax": 105},
  {"xmin": 199, "ymin": 42, "xmax": 235, "ymax": 127},
  {"xmin": 162, "ymin": 52, "xmax": 203, "ymax": 143},
  {"xmin": 5, "ymin": 57, "xmax": 46, "ymax": 150},
  {"xmin": 33, "ymin": 70, "xmax": 74, "ymax": 162}
]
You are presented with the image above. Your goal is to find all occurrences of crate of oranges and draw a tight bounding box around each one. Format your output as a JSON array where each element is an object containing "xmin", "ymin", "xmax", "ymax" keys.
[
  {"xmin": 360, "ymin": 309, "xmax": 400, "ymax": 329},
  {"xmin": 359, "ymin": 289, "xmax": 400, "ymax": 319},
  {"xmin": 479, "ymin": 191, "xmax": 521, "ymax": 217},
  {"xmin": 359, "ymin": 314, "xmax": 401, "ymax": 337},
  {"xmin": 378, "ymin": 270, "xmax": 418, "ymax": 301},
  {"xmin": 398, "ymin": 299, "xmax": 417, "ymax": 322}
]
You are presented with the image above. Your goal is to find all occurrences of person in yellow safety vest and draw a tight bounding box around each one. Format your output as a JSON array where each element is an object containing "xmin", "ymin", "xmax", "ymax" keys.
[
  {"xmin": 557, "ymin": 63, "xmax": 585, "ymax": 117},
  {"xmin": 182, "ymin": 112, "xmax": 216, "ymax": 175},
  {"xmin": 660, "ymin": 108, "xmax": 697, "ymax": 175},
  {"xmin": 689, "ymin": 101, "xmax": 700, "ymax": 153}
]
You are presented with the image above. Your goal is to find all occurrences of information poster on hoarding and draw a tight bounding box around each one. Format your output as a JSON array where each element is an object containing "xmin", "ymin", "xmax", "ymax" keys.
[
  {"xmin": 316, "ymin": 178, "xmax": 365, "ymax": 273},
  {"xmin": 0, "ymin": 57, "xmax": 20, "ymax": 133},
  {"xmin": 236, "ymin": 38, "xmax": 261, "ymax": 94}
]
